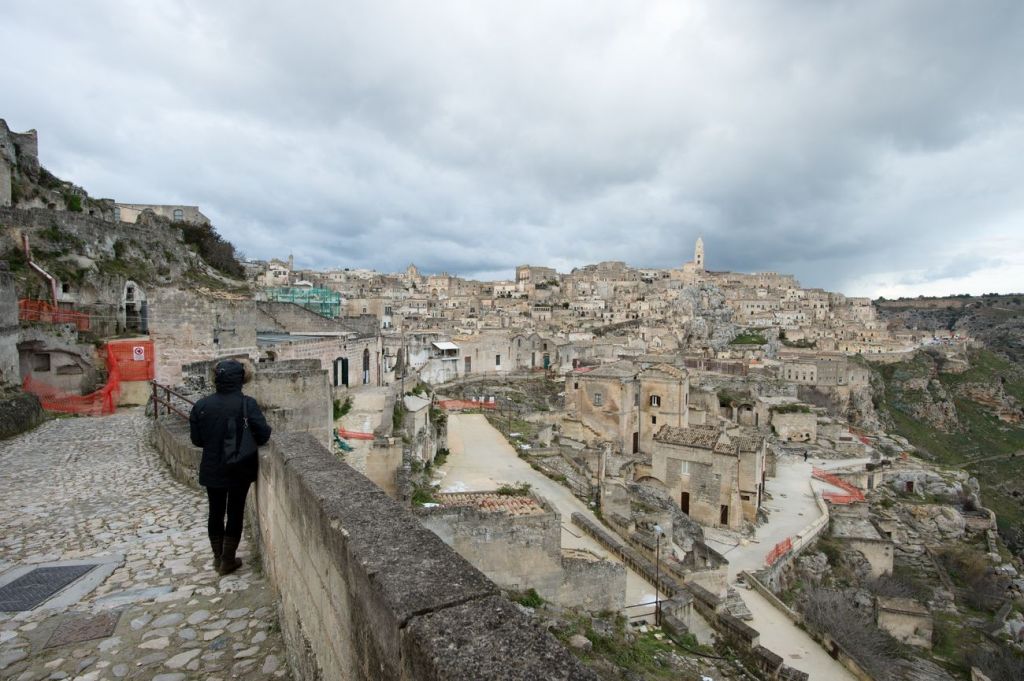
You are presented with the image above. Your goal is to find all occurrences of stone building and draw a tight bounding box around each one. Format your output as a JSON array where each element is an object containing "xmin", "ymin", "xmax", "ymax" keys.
[
  {"xmin": 417, "ymin": 491, "xmax": 625, "ymax": 611},
  {"xmin": 645, "ymin": 425, "xmax": 766, "ymax": 530},
  {"xmin": 875, "ymin": 596, "xmax": 932, "ymax": 649},
  {"xmin": 115, "ymin": 203, "xmax": 210, "ymax": 225}
]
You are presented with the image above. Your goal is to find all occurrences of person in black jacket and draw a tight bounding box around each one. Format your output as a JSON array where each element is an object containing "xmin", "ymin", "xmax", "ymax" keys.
[{"xmin": 189, "ymin": 359, "xmax": 272, "ymax": 575}]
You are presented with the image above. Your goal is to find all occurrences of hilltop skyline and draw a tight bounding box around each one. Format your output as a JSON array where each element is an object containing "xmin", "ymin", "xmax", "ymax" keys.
[{"xmin": 2, "ymin": 1, "xmax": 1023, "ymax": 298}]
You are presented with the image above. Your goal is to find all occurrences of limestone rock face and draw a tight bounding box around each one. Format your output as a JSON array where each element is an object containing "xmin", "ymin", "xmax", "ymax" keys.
[
  {"xmin": 908, "ymin": 504, "xmax": 966, "ymax": 541},
  {"xmin": 797, "ymin": 551, "xmax": 830, "ymax": 584}
]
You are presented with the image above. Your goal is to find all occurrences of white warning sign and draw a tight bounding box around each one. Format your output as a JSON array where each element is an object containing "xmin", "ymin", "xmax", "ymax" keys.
[{"xmin": 132, "ymin": 346, "xmax": 146, "ymax": 361}]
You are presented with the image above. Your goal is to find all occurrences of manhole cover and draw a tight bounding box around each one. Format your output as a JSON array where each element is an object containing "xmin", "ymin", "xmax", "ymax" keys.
[
  {"xmin": 0, "ymin": 565, "xmax": 96, "ymax": 611},
  {"xmin": 45, "ymin": 609, "xmax": 123, "ymax": 648}
]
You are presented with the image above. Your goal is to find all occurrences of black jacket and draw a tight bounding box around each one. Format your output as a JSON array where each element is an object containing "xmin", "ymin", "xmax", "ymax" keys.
[{"xmin": 188, "ymin": 361, "xmax": 272, "ymax": 488}]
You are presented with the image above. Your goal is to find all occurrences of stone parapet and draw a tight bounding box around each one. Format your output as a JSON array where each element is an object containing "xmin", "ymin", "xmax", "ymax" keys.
[{"xmin": 152, "ymin": 418, "xmax": 596, "ymax": 680}]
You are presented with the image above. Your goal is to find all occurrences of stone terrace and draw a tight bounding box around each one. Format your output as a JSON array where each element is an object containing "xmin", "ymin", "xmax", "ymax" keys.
[{"xmin": 0, "ymin": 410, "xmax": 288, "ymax": 681}]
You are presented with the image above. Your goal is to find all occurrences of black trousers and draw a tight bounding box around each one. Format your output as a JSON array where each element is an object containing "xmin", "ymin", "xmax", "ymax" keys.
[{"xmin": 206, "ymin": 484, "xmax": 250, "ymax": 540}]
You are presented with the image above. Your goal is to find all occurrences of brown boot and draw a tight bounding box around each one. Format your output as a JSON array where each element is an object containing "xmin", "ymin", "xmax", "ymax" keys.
[
  {"xmin": 219, "ymin": 536, "xmax": 243, "ymax": 576},
  {"xmin": 210, "ymin": 536, "xmax": 224, "ymax": 573}
]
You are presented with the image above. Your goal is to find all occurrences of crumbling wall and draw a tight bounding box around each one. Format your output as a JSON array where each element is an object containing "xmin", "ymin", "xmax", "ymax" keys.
[
  {"xmin": 558, "ymin": 553, "xmax": 626, "ymax": 611},
  {"xmin": 417, "ymin": 504, "xmax": 564, "ymax": 600}
]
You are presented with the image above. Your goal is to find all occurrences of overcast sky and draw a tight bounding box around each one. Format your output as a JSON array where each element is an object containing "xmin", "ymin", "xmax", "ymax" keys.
[{"xmin": 3, "ymin": 1, "xmax": 1023, "ymax": 297}]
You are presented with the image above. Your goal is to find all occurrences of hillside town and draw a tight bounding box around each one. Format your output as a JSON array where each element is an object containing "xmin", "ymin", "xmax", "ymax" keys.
[{"xmin": 2, "ymin": 119, "xmax": 1023, "ymax": 681}]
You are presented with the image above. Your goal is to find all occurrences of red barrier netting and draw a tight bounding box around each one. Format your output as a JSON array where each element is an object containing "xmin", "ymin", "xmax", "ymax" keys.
[
  {"xmin": 337, "ymin": 428, "xmax": 375, "ymax": 441},
  {"xmin": 437, "ymin": 399, "xmax": 497, "ymax": 411},
  {"xmin": 23, "ymin": 341, "xmax": 155, "ymax": 415},
  {"xmin": 764, "ymin": 537, "xmax": 793, "ymax": 566},
  {"xmin": 18, "ymin": 299, "xmax": 91, "ymax": 332}
]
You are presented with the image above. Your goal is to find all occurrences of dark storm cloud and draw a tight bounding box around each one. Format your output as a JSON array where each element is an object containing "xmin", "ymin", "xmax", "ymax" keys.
[{"xmin": 2, "ymin": 0, "xmax": 1022, "ymax": 295}]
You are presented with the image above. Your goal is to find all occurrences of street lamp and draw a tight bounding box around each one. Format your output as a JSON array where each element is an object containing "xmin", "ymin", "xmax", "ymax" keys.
[{"xmin": 653, "ymin": 523, "xmax": 664, "ymax": 626}]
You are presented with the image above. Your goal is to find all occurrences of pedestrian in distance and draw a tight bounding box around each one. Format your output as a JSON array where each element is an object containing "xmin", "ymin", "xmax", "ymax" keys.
[
  {"xmin": 189, "ymin": 359, "xmax": 272, "ymax": 575},
  {"xmin": 803, "ymin": 450, "xmax": 809, "ymax": 462}
]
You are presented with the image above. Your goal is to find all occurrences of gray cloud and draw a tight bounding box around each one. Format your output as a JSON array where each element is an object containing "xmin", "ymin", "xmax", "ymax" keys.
[{"xmin": 2, "ymin": 0, "xmax": 1023, "ymax": 295}]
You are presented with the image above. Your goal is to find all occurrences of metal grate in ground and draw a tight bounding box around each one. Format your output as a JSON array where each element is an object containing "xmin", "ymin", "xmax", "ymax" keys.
[
  {"xmin": 45, "ymin": 609, "xmax": 123, "ymax": 648},
  {"xmin": 0, "ymin": 565, "xmax": 96, "ymax": 611}
]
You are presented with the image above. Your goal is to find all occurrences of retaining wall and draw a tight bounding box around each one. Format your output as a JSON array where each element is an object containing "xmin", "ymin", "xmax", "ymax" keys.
[{"xmin": 151, "ymin": 418, "xmax": 596, "ymax": 680}]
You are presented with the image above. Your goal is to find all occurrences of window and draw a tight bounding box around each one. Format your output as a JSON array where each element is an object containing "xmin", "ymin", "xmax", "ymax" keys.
[
  {"xmin": 649, "ymin": 395, "xmax": 661, "ymax": 407},
  {"xmin": 113, "ymin": 206, "xmax": 121, "ymax": 222},
  {"xmin": 172, "ymin": 208, "xmax": 184, "ymax": 221},
  {"xmin": 495, "ymin": 354, "xmax": 501, "ymax": 367},
  {"xmin": 592, "ymin": 392, "xmax": 603, "ymax": 406},
  {"xmin": 651, "ymin": 416, "xmax": 657, "ymax": 425},
  {"xmin": 32, "ymin": 353, "xmax": 51, "ymax": 372},
  {"xmin": 573, "ymin": 382, "xmax": 579, "ymax": 390},
  {"xmin": 385, "ymin": 306, "xmax": 393, "ymax": 315},
  {"xmin": 680, "ymin": 461, "xmax": 690, "ymax": 475}
]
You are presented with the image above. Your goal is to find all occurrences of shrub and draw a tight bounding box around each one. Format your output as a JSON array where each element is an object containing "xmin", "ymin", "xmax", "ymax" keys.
[
  {"xmin": 333, "ymin": 396, "xmax": 352, "ymax": 420},
  {"xmin": 176, "ymin": 221, "xmax": 245, "ymax": 278},
  {"xmin": 510, "ymin": 588, "xmax": 544, "ymax": 608},
  {"xmin": 496, "ymin": 482, "xmax": 532, "ymax": 496},
  {"xmin": 64, "ymin": 193, "xmax": 82, "ymax": 212}
]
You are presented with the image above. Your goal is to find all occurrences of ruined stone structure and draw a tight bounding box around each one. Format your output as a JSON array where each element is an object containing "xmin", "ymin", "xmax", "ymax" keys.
[{"xmin": 418, "ymin": 492, "xmax": 625, "ymax": 611}]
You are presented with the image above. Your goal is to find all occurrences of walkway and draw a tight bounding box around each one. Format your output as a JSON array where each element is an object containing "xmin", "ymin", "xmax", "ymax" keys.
[
  {"xmin": 0, "ymin": 410, "xmax": 289, "ymax": 680},
  {"xmin": 704, "ymin": 453, "xmax": 871, "ymax": 680}
]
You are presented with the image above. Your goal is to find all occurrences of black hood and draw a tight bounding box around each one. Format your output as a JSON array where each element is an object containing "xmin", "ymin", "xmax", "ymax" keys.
[{"xmin": 214, "ymin": 360, "xmax": 245, "ymax": 393}]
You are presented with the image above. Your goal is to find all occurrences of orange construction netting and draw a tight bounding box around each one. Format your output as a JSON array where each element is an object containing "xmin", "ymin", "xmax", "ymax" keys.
[
  {"xmin": 18, "ymin": 299, "xmax": 91, "ymax": 332},
  {"xmin": 23, "ymin": 340, "xmax": 155, "ymax": 415},
  {"xmin": 437, "ymin": 399, "xmax": 497, "ymax": 411}
]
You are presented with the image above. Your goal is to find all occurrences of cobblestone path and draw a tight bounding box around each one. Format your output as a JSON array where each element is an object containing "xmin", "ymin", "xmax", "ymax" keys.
[{"xmin": 0, "ymin": 410, "xmax": 290, "ymax": 681}]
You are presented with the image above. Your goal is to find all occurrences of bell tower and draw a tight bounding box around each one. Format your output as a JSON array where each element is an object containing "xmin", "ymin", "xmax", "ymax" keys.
[{"xmin": 694, "ymin": 237, "xmax": 705, "ymax": 271}]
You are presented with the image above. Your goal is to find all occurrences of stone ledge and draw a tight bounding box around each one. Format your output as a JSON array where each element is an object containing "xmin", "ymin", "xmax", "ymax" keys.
[{"xmin": 403, "ymin": 595, "xmax": 597, "ymax": 681}]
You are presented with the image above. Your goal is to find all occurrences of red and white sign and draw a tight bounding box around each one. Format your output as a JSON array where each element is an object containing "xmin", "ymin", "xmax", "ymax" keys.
[{"xmin": 132, "ymin": 346, "xmax": 146, "ymax": 361}]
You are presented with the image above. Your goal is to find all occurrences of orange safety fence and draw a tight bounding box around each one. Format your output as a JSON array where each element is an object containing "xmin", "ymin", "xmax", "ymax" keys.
[
  {"xmin": 18, "ymin": 299, "xmax": 91, "ymax": 332},
  {"xmin": 106, "ymin": 340, "xmax": 155, "ymax": 382},
  {"xmin": 437, "ymin": 399, "xmax": 497, "ymax": 411},
  {"xmin": 22, "ymin": 340, "xmax": 155, "ymax": 416},
  {"xmin": 337, "ymin": 428, "xmax": 375, "ymax": 441},
  {"xmin": 765, "ymin": 537, "xmax": 793, "ymax": 566}
]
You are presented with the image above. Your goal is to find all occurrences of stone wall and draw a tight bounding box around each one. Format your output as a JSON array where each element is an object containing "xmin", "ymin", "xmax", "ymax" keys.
[
  {"xmin": 558, "ymin": 553, "xmax": 627, "ymax": 611},
  {"xmin": 249, "ymin": 361, "xmax": 333, "ymax": 449},
  {"xmin": 149, "ymin": 419, "xmax": 597, "ymax": 680},
  {"xmin": 148, "ymin": 287, "xmax": 258, "ymax": 384},
  {"xmin": 417, "ymin": 503, "xmax": 564, "ymax": 599},
  {"xmin": 0, "ymin": 268, "xmax": 19, "ymax": 386}
]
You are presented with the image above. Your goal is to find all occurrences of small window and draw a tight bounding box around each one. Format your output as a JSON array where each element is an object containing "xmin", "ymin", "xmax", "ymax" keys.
[
  {"xmin": 650, "ymin": 395, "xmax": 661, "ymax": 407},
  {"xmin": 680, "ymin": 461, "xmax": 690, "ymax": 474},
  {"xmin": 651, "ymin": 416, "xmax": 657, "ymax": 425},
  {"xmin": 593, "ymin": 392, "xmax": 603, "ymax": 406},
  {"xmin": 32, "ymin": 353, "xmax": 51, "ymax": 372},
  {"xmin": 495, "ymin": 354, "xmax": 501, "ymax": 367},
  {"xmin": 172, "ymin": 208, "xmax": 184, "ymax": 221},
  {"xmin": 573, "ymin": 382, "xmax": 579, "ymax": 390}
]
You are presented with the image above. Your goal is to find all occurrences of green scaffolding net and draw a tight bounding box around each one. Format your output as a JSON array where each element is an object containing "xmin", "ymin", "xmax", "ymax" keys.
[{"xmin": 264, "ymin": 287, "xmax": 342, "ymax": 318}]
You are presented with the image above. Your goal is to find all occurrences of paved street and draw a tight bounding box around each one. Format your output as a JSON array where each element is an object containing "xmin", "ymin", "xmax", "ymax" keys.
[
  {"xmin": 0, "ymin": 410, "xmax": 289, "ymax": 681},
  {"xmin": 704, "ymin": 453, "xmax": 870, "ymax": 680}
]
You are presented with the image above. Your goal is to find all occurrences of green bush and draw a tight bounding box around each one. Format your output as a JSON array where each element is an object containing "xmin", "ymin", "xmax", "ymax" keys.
[
  {"xmin": 510, "ymin": 588, "xmax": 544, "ymax": 608},
  {"xmin": 333, "ymin": 396, "xmax": 352, "ymax": 420},
  {"xmin": 496, "ymin": 482, "xmax": 532, "ymax": 496},
  {"xmin": 177, "ymin": 221, "xmax": 244, "ymax": 278},
  {"xmin": 64, "ymin": 193, "xmax": 83, "ymax": 212}
]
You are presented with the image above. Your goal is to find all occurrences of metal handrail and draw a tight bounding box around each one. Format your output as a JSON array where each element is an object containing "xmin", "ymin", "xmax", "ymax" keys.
[{"xmin": 150, "ymin": 381, "xmax": 195, "ymax": 421}]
